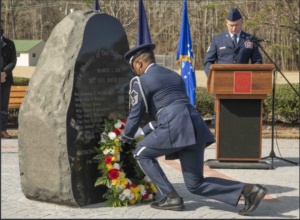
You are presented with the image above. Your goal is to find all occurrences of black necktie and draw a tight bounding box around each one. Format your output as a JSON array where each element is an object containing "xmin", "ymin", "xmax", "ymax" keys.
[{"xmin": 233, "ymin": 34, "xmax": 238, "ymax": 47}]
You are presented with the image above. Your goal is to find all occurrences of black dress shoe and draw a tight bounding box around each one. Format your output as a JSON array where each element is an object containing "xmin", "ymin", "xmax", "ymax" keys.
[
  {"xmin": 239, "ymin": 184, "xmax": 267, "ymax": 216},
  {"xmin": 150, "ymin": 196, "xmax": 184, "ymax": 211}
]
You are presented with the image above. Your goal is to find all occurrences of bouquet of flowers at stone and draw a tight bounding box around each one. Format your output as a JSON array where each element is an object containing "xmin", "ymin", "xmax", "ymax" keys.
[{"xmin": 93, "ymin": 116, "xmax": 157, "ymax": 207}]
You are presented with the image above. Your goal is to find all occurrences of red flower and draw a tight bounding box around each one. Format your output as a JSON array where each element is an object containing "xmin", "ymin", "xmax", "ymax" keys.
[
  {"xmin": 108, "ymin": 169, "xmax": 119, "ymax": 180},
  {"xmin": 104, "ymin": 156, "xmax": 112, "ymax": 164},
  {"xmin": 121, "ymin": 119, "xmax": 126, "ymax": 123},
  {"xmin": 113, "ymin": 128, "xmax": 121, "ymax": 136},
  {"xmin": 142, "ymin": 192, "xmax": 149, "ymax": 200},
  {"xmin": 125, "ymin": 183, "xmax": 131, "ymax": 189},
  {"xmin": 131, "ymin": 183, "xmax": 137, "ymax": 187},
  {"xmin": 120, "ymin": 119, "xmax": 126, "ymax": 129}
]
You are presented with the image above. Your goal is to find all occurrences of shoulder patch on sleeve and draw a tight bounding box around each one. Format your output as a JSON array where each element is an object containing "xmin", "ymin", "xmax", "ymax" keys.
[{"xmin": 130, "ymin": 89, "xmax": 139, "ymax": 106}]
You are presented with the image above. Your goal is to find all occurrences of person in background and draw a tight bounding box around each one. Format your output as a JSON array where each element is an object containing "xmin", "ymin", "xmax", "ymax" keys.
[
  {"xmin": 1, "ymin": 19, "xmax": 17, "ymax": 139},
  {"xmin": 204, "ymin": 7, "xmax": 263, "ymax": 76},
  {"xmin": 120, "ymin": 43, "xmax": 267, "ymax": 216}
]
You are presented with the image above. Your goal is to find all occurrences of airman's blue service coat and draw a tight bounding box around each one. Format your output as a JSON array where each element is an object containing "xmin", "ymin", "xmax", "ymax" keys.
[
  {"xmin": 204, "ymin": 31, "xmax": 263, "ymax": 76},
  {"xmin": 121, "ymin": 63, "xmax": 215, "ymax": 157}
]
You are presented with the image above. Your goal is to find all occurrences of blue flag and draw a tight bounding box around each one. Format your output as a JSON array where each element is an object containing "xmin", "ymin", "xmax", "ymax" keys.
[
  {"xmin": 176, "ymin": 0, "xmax": 196, "ymax": 106},
  {"xmin": 94, "ymin": 0, "xmax": 101, "ymax": 12},
  {"xmin": 137, "ymin": 0, "xmax": 152, "ymax": 45}
]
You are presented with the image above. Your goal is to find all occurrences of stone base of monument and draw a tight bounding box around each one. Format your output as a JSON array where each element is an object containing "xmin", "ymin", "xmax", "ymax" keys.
[{"xmin": 18, "ymin": 10, "xmax": 133, "ymax": 207}]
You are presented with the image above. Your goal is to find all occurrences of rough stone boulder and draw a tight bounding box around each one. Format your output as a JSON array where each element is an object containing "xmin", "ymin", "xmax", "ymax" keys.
[{"xmin": 18, "ymin": 10, "xmax": 133, "ymax": 207}]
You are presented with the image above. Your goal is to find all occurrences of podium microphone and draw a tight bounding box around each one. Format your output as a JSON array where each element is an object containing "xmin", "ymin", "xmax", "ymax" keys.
[{"xmin": 249, "ymin": 35, "xmax": 270, "ymax": 43}]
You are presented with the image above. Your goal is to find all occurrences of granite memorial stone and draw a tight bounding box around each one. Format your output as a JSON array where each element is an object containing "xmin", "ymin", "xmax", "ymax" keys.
[{"xmin": 18, "ymin": 10, "xmax": 133, "ymax": 207}]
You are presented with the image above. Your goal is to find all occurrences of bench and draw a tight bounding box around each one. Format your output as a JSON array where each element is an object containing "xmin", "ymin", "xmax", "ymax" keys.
[{"xmin": 9, "ymin": 86, "xmax": 28, "ymax": 109}]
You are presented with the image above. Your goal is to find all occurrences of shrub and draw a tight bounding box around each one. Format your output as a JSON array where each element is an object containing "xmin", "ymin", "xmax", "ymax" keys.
[
  {"xmin": 263, "ymin": 83, "xmax": 299, "ymax": 123},
  {"xmin": 195, "ymin": 87, "xmax": 214, "ymax": 117},
  {"xmin": 14, "ymin": 77, "xmax": 30, "ymax": 85}
]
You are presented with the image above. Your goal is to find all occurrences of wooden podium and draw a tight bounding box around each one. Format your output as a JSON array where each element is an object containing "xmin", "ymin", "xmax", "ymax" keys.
[{"xmin": 207, "ymin": 64, "xmax": 275, "ymax": 162}]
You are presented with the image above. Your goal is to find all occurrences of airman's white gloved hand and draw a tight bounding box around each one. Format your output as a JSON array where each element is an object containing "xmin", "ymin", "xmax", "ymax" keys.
[{"xmin": 134, "ymin": 127, "xmax": 144, "ymax": 139}]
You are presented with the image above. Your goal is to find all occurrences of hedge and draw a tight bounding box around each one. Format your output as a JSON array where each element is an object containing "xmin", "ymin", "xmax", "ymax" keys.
[
  {"xmin": 263, "ymin": 83, "xmax": 299, "ymax": 123},
  {"xmin": 13, "ymin": 77, "xmax": 30, "ymax": 85}
]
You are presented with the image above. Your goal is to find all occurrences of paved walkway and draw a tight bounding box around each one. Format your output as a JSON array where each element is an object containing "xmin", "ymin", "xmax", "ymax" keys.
[{"xmin": 1, "ymin": 138, "xmax": 299, "ymax": 219}]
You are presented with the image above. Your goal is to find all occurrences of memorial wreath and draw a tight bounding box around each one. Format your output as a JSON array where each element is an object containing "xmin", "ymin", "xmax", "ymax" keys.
[{"xmin": 93, "ymin": 116, "xmax": 157, "ymax": 207}]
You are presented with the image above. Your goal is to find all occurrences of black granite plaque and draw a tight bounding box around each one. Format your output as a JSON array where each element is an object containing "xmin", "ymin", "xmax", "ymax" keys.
[{"xmin": 66, "ymin": 13, "xmax": 133, "ymax": 206}]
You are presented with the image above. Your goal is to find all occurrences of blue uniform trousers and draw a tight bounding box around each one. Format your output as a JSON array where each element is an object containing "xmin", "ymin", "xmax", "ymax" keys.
[{"xmin": 134, "ymin": 143, "xmax": 244, "ymax": 207}]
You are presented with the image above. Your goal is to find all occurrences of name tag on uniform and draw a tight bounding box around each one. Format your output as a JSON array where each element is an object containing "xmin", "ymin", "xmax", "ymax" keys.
[{"xmin": 219, "ymin": 46, "xmax": 226, "ymax": 50}]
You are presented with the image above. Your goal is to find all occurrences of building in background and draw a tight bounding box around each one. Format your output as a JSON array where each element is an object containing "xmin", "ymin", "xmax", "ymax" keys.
[{"xmin": 13, "ymin": 40, "xmax": 45, "ymax": 66}]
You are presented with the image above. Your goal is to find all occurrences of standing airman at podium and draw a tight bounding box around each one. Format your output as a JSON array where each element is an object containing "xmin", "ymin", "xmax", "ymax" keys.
[{"xmin": 204, "ymin": 8, "xmax": 263, "ymax": 76}]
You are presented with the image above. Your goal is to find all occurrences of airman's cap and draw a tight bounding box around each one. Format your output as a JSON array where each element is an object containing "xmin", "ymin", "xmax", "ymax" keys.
[
  {"xmin": 124, "ymin": 43, "xmax": 156, "ymax": 66},
  {"xmin": 227, "ymin": 8, "xmax": 242, "ymax": 21}
]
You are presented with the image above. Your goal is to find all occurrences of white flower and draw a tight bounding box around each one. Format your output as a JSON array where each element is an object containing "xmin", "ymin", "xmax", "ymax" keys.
[
  {"xmin": 139, "ymin": 185, "xmax": 146, "ymax": 195},
  {"xmin": 119, "ymin": 193, "xmax": 126, "ymax": 201},
  {"xmin": 113, "ymin": 163, "xmax": 120, "ymax": 170},
  {"xmin": 144, "ymin": 175, "xmax": 151, "ymax": 182},
  {"xmin": 114, "ymin": 119, "xmax": 124, "ymax": 129},
  {"xmin": 103, "ymin": 149, "xmax": 110, "ymax": 155},
  {"xmin": 120, "ymin": 189, "xmax": 133, "ymax": 200},
  {"xmin": 108, "ymin": 131, "xmax": 117, "ymax": 140},
  {"xmin": 129, "ymin": 193, "xmax": 135, "ymax": 200},
  {"xmin": 148, "ymin": 194, "xmax": 153, "ymax": 200},
  {"xmin": 103, "ymin": 148, "xmax": 114, "ymax": 155}
]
